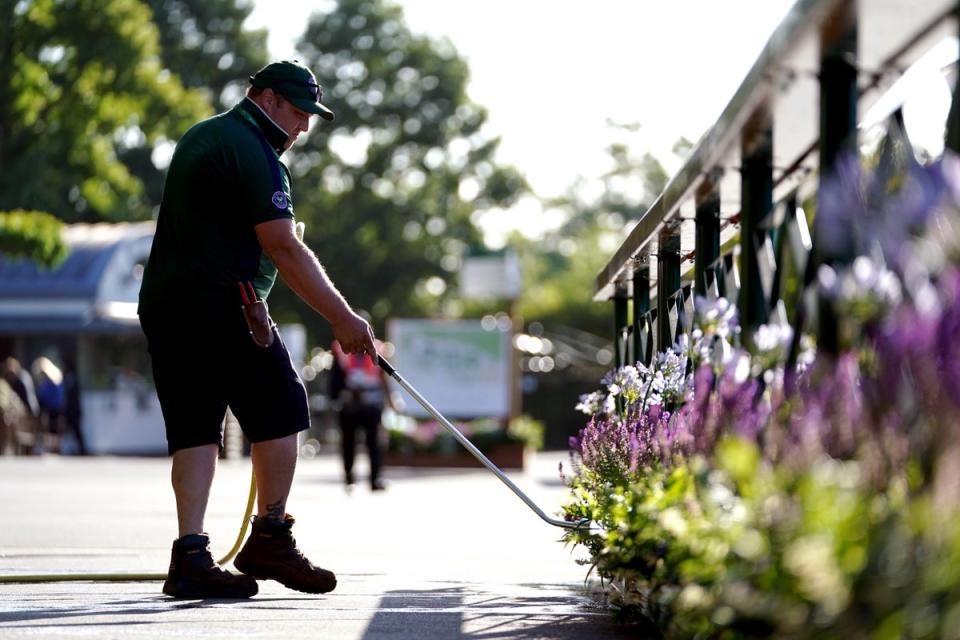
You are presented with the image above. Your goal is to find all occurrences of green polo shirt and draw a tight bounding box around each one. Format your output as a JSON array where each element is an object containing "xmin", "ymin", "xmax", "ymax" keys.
[{"xmin": 138, "ymin": 98, "xmax": 295, "ymax": 315}]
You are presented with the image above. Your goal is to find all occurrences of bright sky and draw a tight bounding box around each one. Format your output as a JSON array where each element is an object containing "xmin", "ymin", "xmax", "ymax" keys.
[{"xmin": 247, "ymin": 0, "xmax": 797, "ymax": 243}]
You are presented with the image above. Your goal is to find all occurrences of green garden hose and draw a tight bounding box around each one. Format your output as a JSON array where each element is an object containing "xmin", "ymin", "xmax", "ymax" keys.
[{"xmin": 0, "ymin": 468, "xmax": 257, "ymax": 584}]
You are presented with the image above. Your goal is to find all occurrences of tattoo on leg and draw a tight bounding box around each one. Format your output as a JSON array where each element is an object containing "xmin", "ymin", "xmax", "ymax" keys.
[{"xmin": 265, "ymin": 499, "xmax": 285, "ymax": 521}]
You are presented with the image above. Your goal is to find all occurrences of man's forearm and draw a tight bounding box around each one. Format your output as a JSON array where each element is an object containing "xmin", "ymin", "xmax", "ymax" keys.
[{"xmin": 268, "ymin": 240, "xmax": 353, "ymax": 324}]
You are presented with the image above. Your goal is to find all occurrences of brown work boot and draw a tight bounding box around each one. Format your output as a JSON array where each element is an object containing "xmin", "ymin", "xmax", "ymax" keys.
[
  {"xmin": 162, "ymin": 533, "xmax": 258, "ymax": 599},
  {"xmin": 234, "ymin": 514, "xmax": 337, "ymax": 594}
]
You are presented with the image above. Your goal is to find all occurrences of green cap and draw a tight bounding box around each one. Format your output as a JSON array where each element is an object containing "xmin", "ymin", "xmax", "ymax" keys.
[{"xmin": 249, "ymin": 60, "xmax": 334, "ymax": 121}]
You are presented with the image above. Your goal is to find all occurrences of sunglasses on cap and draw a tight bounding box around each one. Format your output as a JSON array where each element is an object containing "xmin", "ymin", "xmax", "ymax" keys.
[{"xmin": 273, "ymin": 79, "xmax": 322, "ymax": 102}]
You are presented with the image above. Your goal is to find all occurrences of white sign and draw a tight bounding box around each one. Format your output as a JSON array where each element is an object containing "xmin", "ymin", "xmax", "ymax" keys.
[
  {"xmin": 460, "ymin": 249, "xmax": 521, "ymax": 300},
  {"xmin": 387, "ymin": 319, "xmax": 511, "ymax": 419}
]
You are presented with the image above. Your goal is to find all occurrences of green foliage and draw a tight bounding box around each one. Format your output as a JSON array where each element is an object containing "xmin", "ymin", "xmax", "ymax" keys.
[
  {"xmin": 507, "ymin": 414, "xmax": 544, "ymax": 450},
  {"xmin": 145, "ymin": 0, "xmax": 268, "ymax": 111},
  {"xmin": 0, "ymin": 209, "xmax": 67, "ymax": 267},
  {"xmin": 514, "ymin": 141, "xmax": 674, "ymax": 337},
  {"xmin": 512, "ymin": 208, "xmax": 631, "ymax": 338},
  {"xmin": 0, "ymin": 0, "xmax": 212, "ymax": 222},
  {"xmin": 123, "ymin": 0, "xmax": 269, "ymax": 208},
  {"xmin": 264, "ymin": 0, "xmax": 527, "ymax": 342},
  {"xmin": 564, "ymin": 438, "xmax": 960, "ymax": 638},
  {"xmin": 560, "ymin": 143, "xmax": 960, "ymax": 636}
]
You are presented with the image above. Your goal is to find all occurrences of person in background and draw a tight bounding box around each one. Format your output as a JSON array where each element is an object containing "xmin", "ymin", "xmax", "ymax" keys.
[
  {"xmin": 1, "ymin": 357, "xmax": 38, "ymax": 419},
  {"xmin": 62, "ymin": 359, "xmax": 85, "ymax": 455},
  {"xmin": 32, "ymin": 357, "xmax": 65, "ymax": 452},
  {"xmin": 329, "ymin": 319, "xmax": 395, "ymax": 492},
  {"xmin": 0, "ymin": 357, "xmax": 39, "ymax": 454}
]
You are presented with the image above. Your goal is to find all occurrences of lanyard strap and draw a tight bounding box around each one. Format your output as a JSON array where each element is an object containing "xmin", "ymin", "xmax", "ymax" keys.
[{"xmin": 235, "ymin": 109, "xmax": 285, "ymax": 196}]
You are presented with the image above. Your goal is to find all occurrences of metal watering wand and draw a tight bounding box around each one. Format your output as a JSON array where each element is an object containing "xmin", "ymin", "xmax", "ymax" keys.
[{"xmin": 375, "ymin": 354, "xmax": 592, "ymax": 532}]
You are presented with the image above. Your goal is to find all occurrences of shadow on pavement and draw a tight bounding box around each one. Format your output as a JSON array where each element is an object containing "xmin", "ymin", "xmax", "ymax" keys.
[
  {"xmin": 359, "ymin": 587, "xmax": 643, "ymax": 640},
  {"xmin": 0, "ymin": 594, "xmax": 314, "ymax": 626},
  {"xmin": 361, "ymin": 587, "xmax": 464, "ymax": 639}
]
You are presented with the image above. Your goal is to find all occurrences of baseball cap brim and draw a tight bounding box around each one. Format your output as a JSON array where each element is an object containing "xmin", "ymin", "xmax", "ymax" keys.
[{"xmin": 285, "ymin": 94, "xmax": 335, "ymax": 121}]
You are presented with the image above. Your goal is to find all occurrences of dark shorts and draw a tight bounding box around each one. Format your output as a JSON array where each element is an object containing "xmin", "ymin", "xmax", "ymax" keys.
[{"xmin": 140, "ymin": 308, "xmax": 310, "ymax": 455}]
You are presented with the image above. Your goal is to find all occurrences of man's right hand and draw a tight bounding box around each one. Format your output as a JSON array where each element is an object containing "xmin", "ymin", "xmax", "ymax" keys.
[{"xmin": 333, "ymin": 311, "xmax": 377, "ymax": 357}]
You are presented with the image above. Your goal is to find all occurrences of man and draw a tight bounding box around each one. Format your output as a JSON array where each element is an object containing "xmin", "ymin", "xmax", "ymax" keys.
[{"xmin": 138, "ymin": 60, "xmax": 376, "ymax": 599}]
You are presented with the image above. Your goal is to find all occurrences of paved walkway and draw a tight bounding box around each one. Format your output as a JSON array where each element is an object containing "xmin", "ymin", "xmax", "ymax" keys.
[{"xmin": 0, "ymin": 451, "xmax": 642, "ymax": 639}]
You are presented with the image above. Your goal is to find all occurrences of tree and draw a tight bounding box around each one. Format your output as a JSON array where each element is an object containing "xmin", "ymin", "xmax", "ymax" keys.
[
  {"xmin": 0, "ymin": 210, "xmax": 66, "ymax": 267},
  {"xmin": 146, "ymin": 0, "xmax": 268, "ymax": 111},
  {"xmin": 515, "ymin": 143, "xmax": 671, "ymax": 339},
  {"xmin": 0, "ymin": 0, "xmax": 211, "ymax": 223},
  {"xmin": 269, "ymin": 0, "xmax": 527, "ymax": 342},
  {"xmin": 122, "ymin": 0, "xmax": 270, "ymax": 209},
  {"xmin": 508, "ymin": 139, "xmax": 676, "ymax": 447}
]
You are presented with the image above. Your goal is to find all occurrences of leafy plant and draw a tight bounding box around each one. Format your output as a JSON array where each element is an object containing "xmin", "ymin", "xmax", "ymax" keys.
[
  {"xmin": 0, "ymin": 209, "xmax": 67, "ymax": 267},
  {"xmin": 386, "ymin": 414, "xmax": 543, "ymax": 455},
  {"xmin": 560, "ymin": 140, "xmax": 960, "ymax": 638}
]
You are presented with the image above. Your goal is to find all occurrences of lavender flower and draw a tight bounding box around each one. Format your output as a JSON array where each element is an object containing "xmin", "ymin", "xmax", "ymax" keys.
[
  {"xmin": 563, "ymin": 143, "xmax": 960, "ymax": 638},
  {"xmin": 815, "ymin": 153, "xmax": 867, "ymax": 261}
]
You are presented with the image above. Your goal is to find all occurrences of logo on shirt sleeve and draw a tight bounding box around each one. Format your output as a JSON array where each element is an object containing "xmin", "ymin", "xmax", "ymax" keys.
[{"xmin": 271, "ymin": 191, "xmax": 288, "ymax": 209}]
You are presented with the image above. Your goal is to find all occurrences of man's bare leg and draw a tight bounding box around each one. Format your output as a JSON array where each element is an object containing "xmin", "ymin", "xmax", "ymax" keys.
[
  {"xmin": 165, "ymin": 443, "xmax": 257, "ymax": 598},
  {"xmin": 251, "ymin": 433, "xmax": 298, "ymax": 518},
  {"xmin": 237, "ymin": 432, "xmax": 336, "ymax": 594},
  {"xmin": 171, "ymin": 444, "xmax": 219, "ymax": 537}
]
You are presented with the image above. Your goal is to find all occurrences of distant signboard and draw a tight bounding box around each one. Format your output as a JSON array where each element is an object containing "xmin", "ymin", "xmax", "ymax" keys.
[
  {"xmin": 387, "ymin": 319, "xmax": 511, "ymax": 419},
  {"xmin": 459, "ymin": 249, "xmax": 521, "ymax": 300}
]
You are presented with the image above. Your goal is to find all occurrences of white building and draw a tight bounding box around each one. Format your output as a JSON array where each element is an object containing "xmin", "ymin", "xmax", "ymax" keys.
[{"xmin": 0, "ymin": 223, "xmax": 166, "ymax": 454}]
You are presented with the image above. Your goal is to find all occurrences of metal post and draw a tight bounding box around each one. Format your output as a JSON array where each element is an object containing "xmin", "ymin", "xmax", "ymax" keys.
[
  {"xmin": 657, "ymin": 231, "xmax": 681, "ymax": 352},
  {"xmin": 508, "ymin": 297, "xmax": 522, "ymax": 424},
  {"xmin": 632, "ymin": 264, "xmax": 650, "ymax": 365},
  {"xmin": 613, "ymin": 288, "xmax": 628, "ymax": 368},
  {"xmin": 819, "ymin": 2, "xmax": 858, "ymax": 180},
  {"xmin": 817, "ymin": 1, "xmax": 858, "ymax": 353},
  {"xmin": 739, "ymin": 111, "xmax": 774, "ymax": 338},
  {"xmin": 946, "ymin": 1, "xmax": 960, "ymax": 152},
  {"xmin": 694, "ymin": 177, "xmax": 722, "ymax": 298},
  {"xmin": 770, "ymin": 195, "xmax": 798, "ymax": 315}
]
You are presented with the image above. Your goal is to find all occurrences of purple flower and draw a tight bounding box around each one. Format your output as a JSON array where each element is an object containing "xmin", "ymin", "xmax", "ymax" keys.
[
  {"xmin": 817, "ymin": 148, "xmax": 960, "ymax": 276},
  {"xmin": 815, "ymin": 153, "xmax": 866, "ymax": 260}
]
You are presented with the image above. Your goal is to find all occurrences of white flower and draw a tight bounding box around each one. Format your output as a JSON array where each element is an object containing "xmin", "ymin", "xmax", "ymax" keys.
[
  {"xmin": 603, "ymin": 366, "xmax": 646, "ymax": 407},
  {"xmin": 754, "ymin": 323, "xmax": 792, "ymax": 354},
  {"xmin": 796, "ymin": 335, "xmax": 817, "ymax": 374},
  {"xmin": 575, "ymin": 391, "xmax": 603, "ymax": 415},
  {"xmin": 819, "ymin": 257, "xmax": 903, "ymax": 323},
  {"xmin": 695, "ymin": 295, "xmax": 738, "ymax": 339},
  {"xmin": 732, "ymin": 352, "xmax": 751, "ymax": 384},
  {"xmin": 602, "ymin": 393, "xmax": 617, "ymax": 416}
]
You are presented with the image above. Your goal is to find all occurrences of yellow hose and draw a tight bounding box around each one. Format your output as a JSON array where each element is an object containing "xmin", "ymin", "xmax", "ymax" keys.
[
  {"xmin": 0, "ymin": 467, "xmax": 257, "ymax": 584},
  {"xmin": 215, "ymin": 467, "xmax": 258, "ymax": 566}
]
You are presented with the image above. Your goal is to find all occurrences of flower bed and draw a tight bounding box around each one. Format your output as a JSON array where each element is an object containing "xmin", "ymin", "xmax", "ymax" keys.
[
  {"xmin": 561, "ymin": 147, "xmax": 960, "ymax": 637},
  {"xmin": 384, "ymin": 414, "xmax": 543, "ymax": 469}
]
